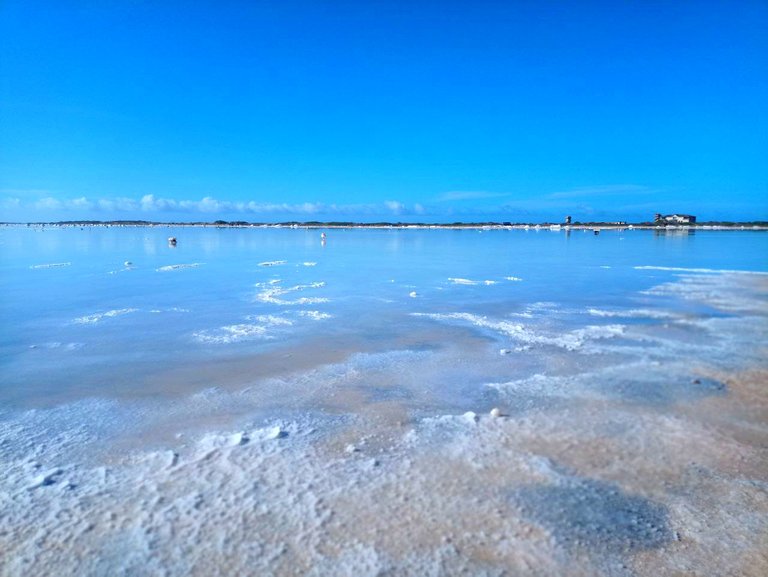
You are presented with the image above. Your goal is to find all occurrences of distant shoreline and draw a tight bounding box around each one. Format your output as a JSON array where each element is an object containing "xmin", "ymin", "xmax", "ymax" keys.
[{"xmin": 2, "ymin": 220, "xmax": 768, "ymax": 231}]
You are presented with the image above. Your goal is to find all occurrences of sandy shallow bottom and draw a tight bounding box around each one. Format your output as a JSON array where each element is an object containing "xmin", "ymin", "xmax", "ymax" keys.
[{"xmin": 2, "ymin": 271, "xmax": 767, "ymax": 576}]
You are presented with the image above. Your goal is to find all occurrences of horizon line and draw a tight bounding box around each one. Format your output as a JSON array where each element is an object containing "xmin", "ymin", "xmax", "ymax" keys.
[{"xmin": 3, "ymin": 219, "xmax": 768, "ymax": 228}]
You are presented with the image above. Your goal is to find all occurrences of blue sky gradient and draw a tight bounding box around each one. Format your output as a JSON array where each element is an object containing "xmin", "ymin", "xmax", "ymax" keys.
[{"xmin": 1, "ymin": 0, "xmax": 766, "ymax": 222}]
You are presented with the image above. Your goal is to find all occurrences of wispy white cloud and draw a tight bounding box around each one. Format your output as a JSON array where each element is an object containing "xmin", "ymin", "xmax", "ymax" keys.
[
  {"xmin": 70, "ymin": 196, "xmax": 94, "ymax": 209},
  {"xmin": 1, "ymin": 197, "xmax": 21, "ymax": 209},
  {"xmin": 136, "ymin": 194, "xmax": 307, "ymax": 214},
  {"xmin": 97, "ymin": 197, "xmax": 138, "ymax": 211},
  {"xmin": 384, "ymin": 200, "xmax": 405, "ymax": 214},
  {"xmin": 34, "ymin": 197, "xmax": 63, "ymax": 210},
  {"xmin": 3, "ymin": 194, "xmax": 427, "ymax": 218},
  {"xmin": 19, "ymin": 196, "xmax": 101, "ymax": 211}
]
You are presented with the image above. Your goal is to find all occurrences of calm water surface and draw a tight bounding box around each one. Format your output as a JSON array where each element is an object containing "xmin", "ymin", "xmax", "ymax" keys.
[{"xmin": 2, "ymin": 226, "xmax": 765, "ymax": 407}]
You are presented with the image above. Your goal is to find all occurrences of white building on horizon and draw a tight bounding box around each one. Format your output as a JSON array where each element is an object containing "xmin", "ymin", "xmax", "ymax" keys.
[{"xmin": 655, "ymin": 213, "xmax": 697, "ymax": 224}]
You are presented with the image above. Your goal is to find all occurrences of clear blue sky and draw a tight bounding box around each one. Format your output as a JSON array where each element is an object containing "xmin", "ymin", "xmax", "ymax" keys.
[{"xmin": 1, "ymin": 0, "xmax": 766, "ymax": 222}]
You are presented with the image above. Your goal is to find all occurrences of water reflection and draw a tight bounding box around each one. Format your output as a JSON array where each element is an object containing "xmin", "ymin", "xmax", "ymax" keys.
[{"xmin": 654, "ymin": 227, "xmax": 695, "ymax": 238}]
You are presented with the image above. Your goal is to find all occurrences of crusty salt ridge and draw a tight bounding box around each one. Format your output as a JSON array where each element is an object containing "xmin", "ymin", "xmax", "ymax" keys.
[{"xmin": 2, "ymin": 368, "xmax": 766, "ymax": 576}]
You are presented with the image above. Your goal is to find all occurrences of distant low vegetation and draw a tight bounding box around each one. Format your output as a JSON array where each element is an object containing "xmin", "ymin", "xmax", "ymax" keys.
[{"xmin": 4, "ymin": 220, "xmax": 767, "ymax": 228}]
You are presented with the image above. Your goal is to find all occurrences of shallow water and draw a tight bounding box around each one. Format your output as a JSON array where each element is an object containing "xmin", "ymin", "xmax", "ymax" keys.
[{"xmin": 1, "ymin": 225, "xmax": 767, "ymax": 576}]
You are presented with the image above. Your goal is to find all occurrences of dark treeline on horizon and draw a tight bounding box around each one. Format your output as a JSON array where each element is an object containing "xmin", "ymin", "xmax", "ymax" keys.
[{"xmin": 3, "ymin": 220, "xmax": 768, "ymax": 228}]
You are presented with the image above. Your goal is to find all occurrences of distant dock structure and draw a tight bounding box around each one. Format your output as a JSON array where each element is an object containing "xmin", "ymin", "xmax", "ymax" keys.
[{"xmin": 655, "ymin": 213, "xmax": 696, "ymax": 225}]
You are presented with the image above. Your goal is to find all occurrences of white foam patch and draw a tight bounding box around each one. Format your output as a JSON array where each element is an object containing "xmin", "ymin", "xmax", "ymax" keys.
[
  {"xmin": 255, "ymin": 280, "xmax": 283, "ymax": 289},
  {"xmin": 258, "ymin": 260, "xmax": 287, "ymax": 267},
  {"xmin": 255, "ymin": 281, "xmax": 329, "ymax": 305},
  {"xmin": 299, "ymin": 310, "xmax": 332, "ymax": 320},
  {"xmin": 447, "ymin": 278, "xmax": 499, "ymax": 286},
  {"xmin": 295, "ymin": 297, "xmax": 330, "ymax": 305},
  {"xmin": 303, "ymin": 262, "xmax": 317, "ymax": 267},
  {"xmin": 487, "ymin": 373, "xmax": 571, "ymax": 396},
  {"xmin": 508, "ymin": 311, "xmax": 534, "ymax": 318},
  {"xmin": 30, "ymin": 262, "xmax": 71, "ymax": 269},
  {"xmin": 659, "ymin": 315, "xmax": 768, "ymax": 365},
  {"xmin": 587, "ymin": 308, "xmax": 679, "ymax": 320},
  {"xmin": 508, "ymin": 301, "xmax": 566, "ymax": 319},
  {"xmin": 413, "ymin": 312, "xmax": 625, "ymax": 351},
  {"xmin": 635, "ymin": 265, "xmax": 768, "ymax": 275},
  {"xmin": 73, "ymin": 308, "xmax": 139, "ymax": 324},
  {"xmin": 156, "ymin": 263, "xmax": 203, "ymax": 272},
  {"xmin": 571, "ymin": 324, "xmax": 626, "ymax": 342},
  {"xmin": 149, "ymin": 307, "xmax": 191, "ymax": 314},
  {"xmin": 532, "ymin": 301, "xmax": 559, "ymax": 309},
  {"xmin": 505, "ymin": 276, "xmax": 523, "ymax": 281},
  {"xmin": 193, "ymin": 323, "xmax": 271, "ymax": 344},
  {"xmin": 641, "ymin": 273, "xmax": 768, "ymax": 315},
  {"xmin": 486, "ymin": 362, "xmax": 646, "ymax": 402},
  {"xmin": 193, "ymin": 313, "xmax": 306, "ymax": 344},
  {"xmin": 245, "ymin": 314, "xmax": 295, "ymax": 326}
]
